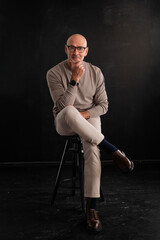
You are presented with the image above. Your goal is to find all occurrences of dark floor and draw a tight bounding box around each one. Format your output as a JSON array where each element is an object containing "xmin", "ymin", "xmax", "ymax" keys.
[{"xmin": 0, "ymin": 162, "xmax": 160, "ymax": 240}]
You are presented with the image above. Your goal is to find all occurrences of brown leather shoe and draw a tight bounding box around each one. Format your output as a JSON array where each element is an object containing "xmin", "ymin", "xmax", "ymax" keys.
[
  {"xmin": 86, "ymin": 209, "xmax": 102, "ymax": 233},
  {"xmin": 112, "ymin": 150, "xmax": 134, "ymax": 173}
]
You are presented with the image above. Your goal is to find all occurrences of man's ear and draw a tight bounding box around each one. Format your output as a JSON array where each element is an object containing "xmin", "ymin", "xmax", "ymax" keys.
[
  {"xmin": 65, "ymin": 45, "xmax": 68, "ymax": 55},
  {"xmin": 84, "ymin": 47, "xmax": 89, "ymax": 57}
]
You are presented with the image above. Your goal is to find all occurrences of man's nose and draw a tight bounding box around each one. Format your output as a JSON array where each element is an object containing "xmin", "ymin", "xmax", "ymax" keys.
[{"xmin": 74, "ymin": 47, "xmax": 79, "ymax": 54}]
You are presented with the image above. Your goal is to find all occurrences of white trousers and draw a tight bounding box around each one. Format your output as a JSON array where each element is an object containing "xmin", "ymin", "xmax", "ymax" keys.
[{"xmin": 54, "ymin": 106, "xmax": 104, "ymax": 198}]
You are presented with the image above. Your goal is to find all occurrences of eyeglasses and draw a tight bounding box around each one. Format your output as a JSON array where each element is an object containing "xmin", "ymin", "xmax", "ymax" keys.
[{"xmin": 67, "ymin": 45, "xmax": 87, "ymax": 53}]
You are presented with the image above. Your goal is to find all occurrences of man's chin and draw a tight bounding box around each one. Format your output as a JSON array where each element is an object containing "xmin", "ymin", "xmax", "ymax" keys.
[{"xmin": 71, "ymin": 58, "xmax": 81, "ymax": 64}]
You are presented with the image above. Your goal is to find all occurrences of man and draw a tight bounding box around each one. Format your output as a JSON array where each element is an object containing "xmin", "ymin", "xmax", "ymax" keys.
[{"xmin": 46, "ymin": 34, "xmax": 134, "ymax": 233}]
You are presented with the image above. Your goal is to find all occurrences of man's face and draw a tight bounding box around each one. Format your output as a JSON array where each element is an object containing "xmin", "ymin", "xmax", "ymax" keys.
[{"xmin": 65, "ymin": 35, "xmax": 88, "ymax": 64}]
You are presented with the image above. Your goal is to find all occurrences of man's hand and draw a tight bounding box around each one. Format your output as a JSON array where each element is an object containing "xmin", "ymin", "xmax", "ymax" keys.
[
  {"xmin": 80, "ymin": 111, "xmax": 90, "ymax": 119},
  {"xmin": 69, "ymin": 60, "xmax": 85, "ymax": 82}
]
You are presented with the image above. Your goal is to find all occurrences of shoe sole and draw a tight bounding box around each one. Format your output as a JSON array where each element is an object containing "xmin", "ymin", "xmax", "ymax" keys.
[{"xmin": 86, "ymin": 225, "xmax": 103, "ymax": 234}]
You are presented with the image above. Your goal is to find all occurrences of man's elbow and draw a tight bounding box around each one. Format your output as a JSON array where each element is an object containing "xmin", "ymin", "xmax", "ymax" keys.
[{"xmin": 103, "ymin": 100, "xmax": 109, "ymax": 114}]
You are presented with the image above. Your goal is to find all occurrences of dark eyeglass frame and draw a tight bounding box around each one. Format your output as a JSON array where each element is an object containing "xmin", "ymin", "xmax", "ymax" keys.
[{"xmin": 67, "ymin": 45, "xmax": 87, "ymax": 53}]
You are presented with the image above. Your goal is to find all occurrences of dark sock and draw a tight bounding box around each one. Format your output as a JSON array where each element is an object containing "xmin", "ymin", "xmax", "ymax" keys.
[
  {"xmin": 90, "ymin": 198, "xmax": 96, "ymax": 209},
  {"xmin": 98, "ymin": 138, "xmax": 118, "ymax": 154},
  {"xmin": 86, "ymin": 198, "xmax": 97, "ymax": 210}
]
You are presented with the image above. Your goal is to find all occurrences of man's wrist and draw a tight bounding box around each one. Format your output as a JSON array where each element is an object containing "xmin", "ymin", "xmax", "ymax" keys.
[
  {"xmin": 70, "ymin": 80, "xmax": 79, "ymax": 86},
  {"xmin": 71, "ymin": 75, "xmax": 79, "ymax": 82}
]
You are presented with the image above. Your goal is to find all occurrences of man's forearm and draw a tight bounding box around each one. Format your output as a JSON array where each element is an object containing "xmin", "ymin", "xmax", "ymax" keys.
[{"xmin": 87, "ymin": 102, "xmax": 108, "ymax": 118}]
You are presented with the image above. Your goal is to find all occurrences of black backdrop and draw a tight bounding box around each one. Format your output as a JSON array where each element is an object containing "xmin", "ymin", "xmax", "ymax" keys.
[{"xmin": 1, "ymin": 0, "xmax": 160, "ymax": 162}]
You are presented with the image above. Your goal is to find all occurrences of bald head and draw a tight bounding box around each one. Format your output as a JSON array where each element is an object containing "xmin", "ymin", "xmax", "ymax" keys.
[
  {"xmin": 66, "ymin": 34, "xmax": 87, "ymax": 47},
  {"xmin": 65, "ymin": 33, "xmax": 88, "ymax": 64}
]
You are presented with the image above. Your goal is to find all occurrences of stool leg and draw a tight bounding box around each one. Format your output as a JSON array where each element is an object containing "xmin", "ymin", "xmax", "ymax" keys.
[
  {"xmin": 78, "ymin": 141, "xmax": 85, "ymax": 212},
  {"xmin": 72, "ymin": 151, "xmax": 77, "ymax": 196},
  {"xmin": 100, "ymin": 186, "xmax": 105, "ymax": 202},
  {"xmin": 51, "ymin": 139, "xmax": 69, "ymax": 206}
]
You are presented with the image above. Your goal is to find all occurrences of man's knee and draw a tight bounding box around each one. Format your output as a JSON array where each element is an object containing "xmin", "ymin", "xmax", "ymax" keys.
[
  {"xmin": 63, "ymin": 105, "xmax": 77, "ymax": 115},
  {"xmin": 62, "ymin": 105, "xmax": 80, "ymax": 121}
]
